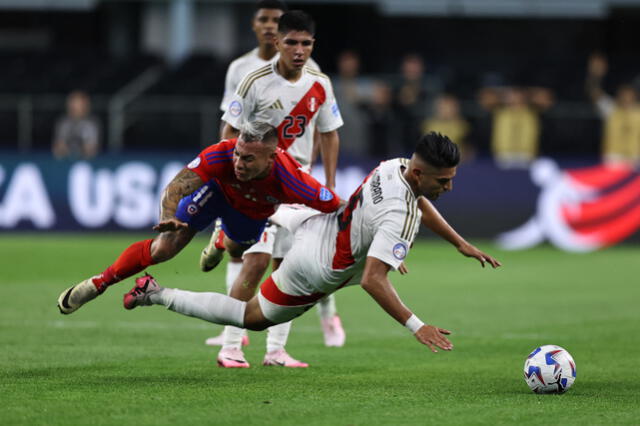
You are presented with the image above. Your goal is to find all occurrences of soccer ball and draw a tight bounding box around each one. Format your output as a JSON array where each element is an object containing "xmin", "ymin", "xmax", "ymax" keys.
[{"xmin": 523, "ymin": 345, "xmax": 576, "ymax": 394}]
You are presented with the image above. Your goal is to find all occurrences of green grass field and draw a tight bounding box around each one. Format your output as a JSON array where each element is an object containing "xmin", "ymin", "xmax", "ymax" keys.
[{"xmin": 1, "ymin": 234, "xmax": 639, "ymax": 425}]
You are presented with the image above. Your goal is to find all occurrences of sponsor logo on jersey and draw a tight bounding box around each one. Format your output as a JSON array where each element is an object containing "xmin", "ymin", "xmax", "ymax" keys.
[
  {"xmin": 187, "ymin": 157, "xmax": 201, "ymax": 169},
  {"xmin": 308, "ymin": 96, "xmax": 317, "ymax": 112},
  {"xmin": 229, "ymin": 100, "xmax": 242, "ymax": 117},
  {"xmin": 319, "ymin": 187, "xmax": 334, "ymax": 201},
  {"xmin": 187, "ymin": 203, "xmax": 199, "ymax": 215},
  {"xmin": 393, "ymin": 242, "xmax": 408, "ymax": 260}
]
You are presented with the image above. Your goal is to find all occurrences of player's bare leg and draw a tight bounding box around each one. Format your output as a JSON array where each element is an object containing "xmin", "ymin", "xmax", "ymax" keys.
[{"xmin": 57, "ymin": 228, "xmax": 195, "ymax": 314}]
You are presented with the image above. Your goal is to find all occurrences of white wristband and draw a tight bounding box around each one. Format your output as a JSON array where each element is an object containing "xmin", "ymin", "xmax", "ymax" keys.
[{"xmin": 404, "ymin": 314, "xmax": 425, "ymax": 334}]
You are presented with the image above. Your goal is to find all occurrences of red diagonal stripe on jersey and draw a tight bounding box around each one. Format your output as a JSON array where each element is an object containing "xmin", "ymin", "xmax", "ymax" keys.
[{"xmin": 277, "ymin": 81, "xmax": 326, "ymax": 151}]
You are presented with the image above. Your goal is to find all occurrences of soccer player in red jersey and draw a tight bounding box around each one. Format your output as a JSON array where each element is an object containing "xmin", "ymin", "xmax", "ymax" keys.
[{"xmin": 57, "ymin": 121, "xmax": 340, "ymax": 315}]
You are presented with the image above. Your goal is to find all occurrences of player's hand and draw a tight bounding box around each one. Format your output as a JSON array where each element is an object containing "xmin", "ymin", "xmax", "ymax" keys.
[
  {"xmin": 457, "ymin": 242, "xmax": 502, "ymax": 268},
  {"xmin": 153, "ymin": 218, "xmax": 189, "ymax": 233},
  {"xmin": 414, "ymin": 325, "xmax": 453, "ymax": 352},
  {"xmin": 398, "ymin": 262, "xmax": 409, "ymax": 275}
]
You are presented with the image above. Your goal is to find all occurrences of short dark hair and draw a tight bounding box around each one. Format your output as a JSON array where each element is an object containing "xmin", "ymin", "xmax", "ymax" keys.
[
  {"xmin": 278, "ymin": 10, "xmax": 315, "ymax": 35},
  {"xmin": 255, "ymin": 0, "xmax": 288, "ymax": 13},
  {"xmin": 414, "ymin": 132, "xmax": 460, "ymax": 168}
]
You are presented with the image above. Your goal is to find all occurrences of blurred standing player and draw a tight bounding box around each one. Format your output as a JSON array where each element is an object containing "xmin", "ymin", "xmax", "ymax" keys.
[
  {"xmin": 123, "ymin": 133, "xmax": 501, "ymax": 357},
  {"xmin": 56, "ymin": 122, "xmax": 340, "ymax": 318},
  {"xmin": 200, "ymin": 10, "xmax": 345, "ymax": 367}
]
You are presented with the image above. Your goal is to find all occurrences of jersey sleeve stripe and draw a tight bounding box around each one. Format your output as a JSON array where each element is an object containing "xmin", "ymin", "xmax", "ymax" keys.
[
  {"xmin": 205, "ymin": 147, "xmax": 234, "ymax": 156},
  {"xmin": 206, "ymin": 158, "xmax": 233, "ymax": 165},
  {"xmin": 237, "ymin": 67, "xmax": 273, "ymax": 98},
  {"xmin": 236, "ymin": 63, "xmax": 271, "ymax": 95},
  {"xmin": 274, "ymin": 163, "xmax": 318, "ymax": 197},
  {"xmin": 401, "ymin": 190, "xmax": 418, "ymax": 240},
  {"xmin": 275, "ymin": 164, "xmax": 316, "ymax": 200}
]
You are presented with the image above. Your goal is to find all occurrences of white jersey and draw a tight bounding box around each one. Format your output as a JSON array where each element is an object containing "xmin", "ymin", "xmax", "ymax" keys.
[
  {"xmin": 221, "ymin": 58, "xmax": 343, "ymax": 167},
  {"xmin": 220, "ymin": 48, "xmax": 321, "ymax": 112},
  {"xmin": 272, "ymin": 158, "xmax": 421, "ymax": 296}
]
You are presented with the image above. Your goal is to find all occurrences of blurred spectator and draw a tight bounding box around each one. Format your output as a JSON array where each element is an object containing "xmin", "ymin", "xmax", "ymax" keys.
[
  {"xmin": 469, "ymin": 87, "xmax": 501, "ymax": 156},
  {"xmin": 586, "ymin": 53, "xmax": 640, "ymax": 167},
  {"xmin": 332, "ymin": 50, "xmax": 371, "ymax": 157},
  {"xmin": 528, "ymin": 86, "xmax": 559, "ymax": 156},
  {"xmin": 394, "ymin": 54, "xmax": 441, "ymax": 153},
  {"xmin": 362, "ymin": 80, "xmax": 397, "ymax": 158},
  {"xmin": 52, "ymin": 91, "xmax": 100, "ymax": 159},
  {"xmin": 491, "ymin": 87, "xmax": 540, "ymax": 168},
  {"xmin": 421, "ymin": 94, "xmax": 472, "ymax": 161}
]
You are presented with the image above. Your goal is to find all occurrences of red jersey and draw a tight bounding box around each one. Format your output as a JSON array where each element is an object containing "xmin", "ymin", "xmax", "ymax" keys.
[{"xmin": 186, "ymin": 139, "xmax": 340, "ymax": 220}]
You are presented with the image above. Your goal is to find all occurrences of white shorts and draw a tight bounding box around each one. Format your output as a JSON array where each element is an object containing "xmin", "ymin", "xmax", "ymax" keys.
[
  {"xmin": 242, "ymin": 223, "xmax": 293, "ymax": 259},
  {"xmin": 257, "ymin": 275, "xmax": 323, "ymax": 323}
]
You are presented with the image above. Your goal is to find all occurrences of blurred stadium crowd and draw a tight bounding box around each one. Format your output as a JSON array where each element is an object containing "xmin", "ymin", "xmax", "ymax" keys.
[{"xmin": 1, "ymin": 0, "xmax": 640, "ymax": 169}]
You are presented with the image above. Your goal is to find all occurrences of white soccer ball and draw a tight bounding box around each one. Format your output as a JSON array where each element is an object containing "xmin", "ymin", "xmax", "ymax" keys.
[{"xmin": 523, "ymin": 345, "xmax": 577, "ymax": 394}]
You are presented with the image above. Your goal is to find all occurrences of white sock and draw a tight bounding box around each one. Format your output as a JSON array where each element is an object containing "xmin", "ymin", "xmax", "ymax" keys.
[
  {"xmin": 150, "ymin": 288, "xmax": 245, "ymax": 328},
  {"xmin": 225, "ymin": 260, "xmax": 243, "ymax": 294},
  {"xmin": 221, "ymin": 260, "xmax": 246, "ymax": 347},
  {"xmin": 317, "ymin": 294, "xmax": 337, "ymax": 319},
  {"xmin": 266, "ymin": 321, "xmax": 292, "ymax": 353},
  {"xmin": 222, "ymin": 325, "xmax": 245, "ymax": 350}
]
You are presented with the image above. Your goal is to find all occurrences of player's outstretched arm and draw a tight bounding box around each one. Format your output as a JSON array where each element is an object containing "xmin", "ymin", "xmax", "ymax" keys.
[
  {"xmin": 360, "ymin": 256, "xmax": 453, "ymax": 352},
  {"xmin": 154, "ymin": 168, "xmax": 204, "ymax": 232},
  {"xmin": 417, "ymin": 197, "xmax": 502, "ymax": 268},
  {"xmin": 319, "ymin": 130, "xmax": 339, "ymax": 190}
]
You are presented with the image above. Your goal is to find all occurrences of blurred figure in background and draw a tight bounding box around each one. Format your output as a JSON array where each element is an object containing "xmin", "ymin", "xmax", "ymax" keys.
[
  {"xmin": 491, "ymin": 87, "xmax": 540, "ymax": 168},
  {"xmin": 586, "ymin": 52, "xmax": 640, "ymax": 167},
  {"xmin": 363, "ymin": 80, "xmax": 397, "ymax": 158},
  {"xmin": 422, "ymin": 94, "xmax": 472, "ymax": 161},
  {"xmin": 394, "ymin": 54, "xmax": 441, "ymax": 154},
  {"xmin": 332, "ymin": 49, "xmax": 370, "ymax": 157},
  {"xmin": 469, "ymin": 86, "xmax": 501, "ymax": 157},
  {"xmin": 52, "ymin": 90, "xmax": 100, "ymax": 159}
]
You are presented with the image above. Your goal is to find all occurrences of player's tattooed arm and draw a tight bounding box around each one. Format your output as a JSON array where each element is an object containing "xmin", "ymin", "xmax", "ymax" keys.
[{"xmin": 159, "ymin": 168, "xmax": 204, "ymax": 221}]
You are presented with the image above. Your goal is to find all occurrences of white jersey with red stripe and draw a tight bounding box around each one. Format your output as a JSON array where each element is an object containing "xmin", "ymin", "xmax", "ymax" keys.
[
  {"xmin": 220, "ymin": 48, "xmax": 320, "ymax": 113},
  {"xmin": 221, "ymin": 59, "xmax": 343, "ymax": 167},
  {"xmin": 271, "ymin": 158, "xmax": 421, "ymax": 297}
]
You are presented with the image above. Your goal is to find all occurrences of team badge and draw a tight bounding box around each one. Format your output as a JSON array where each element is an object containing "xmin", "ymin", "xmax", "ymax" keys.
[
  {"xmin": 393, "ymin": 242, "xmax": 408, "ymax": 260},
  {"xmin": 187, "ymin": 157, "xmax": 201, "ymax": 169},
  {"xmin": 229, "ymin": 100, "xmax": 242, "ymax": 117},
  {"xmin": 187, "ymin": 204, "xmax": 199, "ymax": 215},
  {"xmin": 319, "ymin": 187, "xmax": 334, "ymax": 201},
  {"xmin": 308, "ymin": 96, "xmax": 317, "ymax": 112}
]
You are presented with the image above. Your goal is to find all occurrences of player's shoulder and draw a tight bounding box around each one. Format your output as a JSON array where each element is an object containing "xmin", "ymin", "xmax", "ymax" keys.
[
  {"xmin": 376, "ymin": 158, "xmax": 413, "ymax": 198},
  {"xmin": 237, "ymin": 62, "xmax": 276, "ymax": 98},
  {"xmin": 274, "ymin": 148, "xmax": 303, "ymax": 170},
  {"xmin": 304, "ymin": 65, "xmax": 331, "ymax": 82}
]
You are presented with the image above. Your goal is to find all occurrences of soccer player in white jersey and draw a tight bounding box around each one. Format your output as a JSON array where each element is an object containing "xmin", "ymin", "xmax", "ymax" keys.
[
  {"xmin": 124, "ymin": 132, "xmax": 502, "ymax": 359},
  {"xmin": 201, "ymin": 9, "xmax": 345, "ymax": 368}
]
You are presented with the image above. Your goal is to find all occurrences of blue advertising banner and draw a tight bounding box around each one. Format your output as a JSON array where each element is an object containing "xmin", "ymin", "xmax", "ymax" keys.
[{"xmin": 1, "ymin": 152, "xmax": 638, "ymax": 251}]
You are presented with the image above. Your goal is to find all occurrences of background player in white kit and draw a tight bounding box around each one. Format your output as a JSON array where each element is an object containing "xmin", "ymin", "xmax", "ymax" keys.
[
  {"xmin": 124, "ymin": 132, "xmax": 502, "ymax": 358},
  {"xmin": 201, "ymin": 9, "xmax": 345, "ymax": 367}
]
